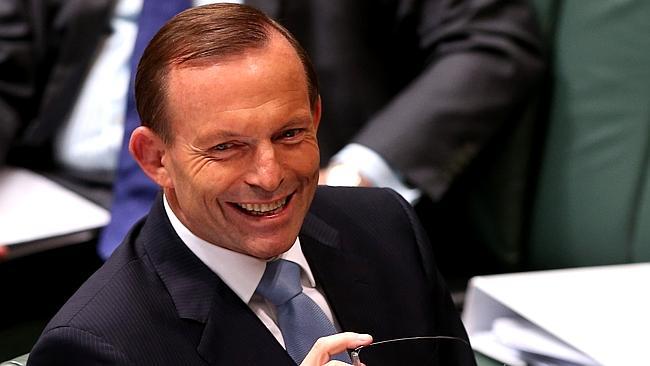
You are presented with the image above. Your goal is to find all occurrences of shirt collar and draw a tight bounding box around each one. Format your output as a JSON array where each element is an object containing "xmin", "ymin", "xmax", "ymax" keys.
[{"xmin": 163, "ymin": 195, "xmax": 316, "ymax": 304}]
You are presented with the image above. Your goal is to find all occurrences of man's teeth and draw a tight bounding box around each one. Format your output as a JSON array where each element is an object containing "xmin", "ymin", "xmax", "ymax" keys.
[{"xmin": 237, "ymin": 198, "xmax": 287, "ymax": 215}]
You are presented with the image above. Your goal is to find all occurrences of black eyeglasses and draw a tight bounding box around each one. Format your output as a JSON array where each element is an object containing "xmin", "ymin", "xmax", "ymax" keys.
[{"xmin": 350, "ymin": 335, "xmax": 475, "ymax": 366}]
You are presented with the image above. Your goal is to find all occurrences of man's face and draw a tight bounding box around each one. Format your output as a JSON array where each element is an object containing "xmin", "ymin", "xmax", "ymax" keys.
[{"xmin": 160, "ymin": 34, "xmax": 320, "ymax": 259}]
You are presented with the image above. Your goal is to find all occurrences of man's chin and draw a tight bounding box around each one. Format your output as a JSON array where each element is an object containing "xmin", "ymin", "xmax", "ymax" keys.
[{"xmin": 246, "ymin": 239, "xmax": 296, "ymax": 260}]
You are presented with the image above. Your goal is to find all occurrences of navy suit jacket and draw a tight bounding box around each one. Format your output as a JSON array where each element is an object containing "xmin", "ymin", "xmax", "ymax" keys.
[{"xmin": 28, "ymin": 186, "xmax": 472, "ymax": 365}]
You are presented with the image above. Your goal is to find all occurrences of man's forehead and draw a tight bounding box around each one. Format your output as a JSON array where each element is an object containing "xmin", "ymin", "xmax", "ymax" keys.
[
  {"xmin": 166, "ymin": 36, "xmax": 305, "ymax": 96},
  {"xmin": 169, "ymin": 31, "xmax": 295, "ymax": 71}
]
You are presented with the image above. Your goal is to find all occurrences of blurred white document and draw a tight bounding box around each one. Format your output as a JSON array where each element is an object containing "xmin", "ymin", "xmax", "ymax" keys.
[
  {"xmin": 0, "ymin": 167, "xmax": 110, "ymax": 247},
  {"xmin": 462, "ymin": 263, "xmax": 650, "ymax": 366}
]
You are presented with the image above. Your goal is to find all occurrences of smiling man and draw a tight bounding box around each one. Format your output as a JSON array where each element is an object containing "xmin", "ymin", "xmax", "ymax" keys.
[
  {"xmin": 137, "ymin": 25, "xmax": 320, "ymax": 261},
  {"xmin": 28, "ymin": 4, "xmax": 472, "ymax": 366}
]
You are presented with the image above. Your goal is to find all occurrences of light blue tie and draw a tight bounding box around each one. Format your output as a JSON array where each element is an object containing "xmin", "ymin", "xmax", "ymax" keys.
[{"xmin": 256, "ymin": 259, "xmax": 350, "ymax": 364}]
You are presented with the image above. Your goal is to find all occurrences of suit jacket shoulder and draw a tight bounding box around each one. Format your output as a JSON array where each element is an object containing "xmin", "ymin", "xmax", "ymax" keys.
[
  {"xmin": 301, "ymin": 186, "xmax": 474, "ymax": 364},
  {"xmin": 303, "ymin": 186, "xmax": 467, "ymax": 336}
]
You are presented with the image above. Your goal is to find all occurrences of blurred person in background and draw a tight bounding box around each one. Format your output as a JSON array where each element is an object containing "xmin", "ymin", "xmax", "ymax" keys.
[{"xmin": 0, "ymin": 0, "xmax": 130, "ymax": 355}]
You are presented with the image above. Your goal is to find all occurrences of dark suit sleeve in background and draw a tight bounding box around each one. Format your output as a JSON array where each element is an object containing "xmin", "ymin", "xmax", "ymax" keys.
[
  {"xmin": 0, "ymin": 0, "xmax": 114, "ymax": 168},
  {"xmin": 0, "ymin": 0, "xmax": 39, "ymax": 165},
  {"xmin": 355, "ymin": 0, "xmax": 545, "ymax": 200}
]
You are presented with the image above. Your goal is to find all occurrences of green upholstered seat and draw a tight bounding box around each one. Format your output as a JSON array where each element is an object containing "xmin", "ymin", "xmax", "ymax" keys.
[{"xmin": 529, "ymin": 0, "xmax": 650, "ymax": 268}]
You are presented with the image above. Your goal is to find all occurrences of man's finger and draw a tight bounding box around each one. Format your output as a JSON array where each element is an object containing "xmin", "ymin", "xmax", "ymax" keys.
[{"xmin": 301, "ymin": 332, "xmax": 373, "ymax": 366}]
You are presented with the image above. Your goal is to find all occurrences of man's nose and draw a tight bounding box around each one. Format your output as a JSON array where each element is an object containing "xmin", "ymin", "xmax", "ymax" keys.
[{"xmin": 245, "ymin": 143, "xmax": 284, "ymax": 192}]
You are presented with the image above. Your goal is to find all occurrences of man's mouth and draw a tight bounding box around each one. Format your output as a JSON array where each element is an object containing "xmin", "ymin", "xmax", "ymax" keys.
[{"xmin": 233, "ymin": 195, "xmax": 291, "ymax": 216}]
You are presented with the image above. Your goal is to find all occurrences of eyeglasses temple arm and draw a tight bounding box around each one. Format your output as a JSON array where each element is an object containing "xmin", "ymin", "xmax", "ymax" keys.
[{"xmin": 350, "ymin": 349, "xmax": 362, "ymax": 366}]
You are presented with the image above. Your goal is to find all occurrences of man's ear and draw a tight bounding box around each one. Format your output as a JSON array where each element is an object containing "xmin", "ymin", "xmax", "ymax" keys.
[{"xmin": 129, "ymin": 126, "xmax": 173, "ymax": 188}]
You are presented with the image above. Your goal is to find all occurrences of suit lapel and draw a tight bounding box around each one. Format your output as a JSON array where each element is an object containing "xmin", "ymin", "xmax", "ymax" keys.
[
  {"xmin": 196, "ymin": 282, "xmax": 293, "ymax": 365},
  {"xmin": 299, "ymin": 213, "xmax": 392, "ymax": 337},
  {"xmin": 141, "ymin": 197, "xmax": 293, "ymax": 365}
]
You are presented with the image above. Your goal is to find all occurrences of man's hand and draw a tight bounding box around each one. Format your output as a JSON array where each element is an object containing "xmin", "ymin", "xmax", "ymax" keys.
[
  {"xmin": 300, "ymin": 332, "xmax": 372, "ymax": 366},
  {"xmin": 0, "ymin": 245, "xmax": 8, "ymax": 261}
]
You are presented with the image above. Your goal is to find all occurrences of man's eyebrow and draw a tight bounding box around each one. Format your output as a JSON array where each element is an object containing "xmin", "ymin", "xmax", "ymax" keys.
[
  {"xmin": 212, "ymin": 130, "xmax": 243, "ymax": 139},
  {"xmin": 281, "ymin": 114, "xmax": 313, "ymax": 127}
]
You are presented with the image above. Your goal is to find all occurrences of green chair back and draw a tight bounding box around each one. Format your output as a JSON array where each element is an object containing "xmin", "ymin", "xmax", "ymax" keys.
[{"xmin": 529, "ymin": 0, "xmax": 650, "ymax": 268}]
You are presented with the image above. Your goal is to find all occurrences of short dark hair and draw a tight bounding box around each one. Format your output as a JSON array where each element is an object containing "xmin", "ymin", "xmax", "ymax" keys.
[{"xmin": 135, "ymin": 3, "xmax": 319, "ymax": 143}]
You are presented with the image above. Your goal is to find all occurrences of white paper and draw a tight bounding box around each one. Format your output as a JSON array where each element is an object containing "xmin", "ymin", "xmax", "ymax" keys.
[
  {"xmin": 0, "ymin": 167, "xmax": 110, "ymax": 245},
  {"xmin": 462, "ymin": 263, "xmax": 650, "ymax": 366},
  {"xmin": 492, "ymin": 317, "xmax": 598, "ymax": 365}
]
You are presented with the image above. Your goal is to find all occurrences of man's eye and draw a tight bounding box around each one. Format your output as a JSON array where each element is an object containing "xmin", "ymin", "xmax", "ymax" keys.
[
  {"xmin": 281, "ymin": 129, "xmax": 303, "ymax": 139},
  {"xmin": 213, "ymin": 143, "xmax": 234, "ymax": 151}
]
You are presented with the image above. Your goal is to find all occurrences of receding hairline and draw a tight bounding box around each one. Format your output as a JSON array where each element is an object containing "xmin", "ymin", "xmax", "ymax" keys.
[
  {"xmin": 170, "ymin": 32, "xmax": 313, "ymax": 116},
  {"xmin": 134, "ymin": 3, "xmax": 319, "ymax": 143},
  {"xmin": 169, "ymin": 35, "xmax": 271, "ymax": 70}
]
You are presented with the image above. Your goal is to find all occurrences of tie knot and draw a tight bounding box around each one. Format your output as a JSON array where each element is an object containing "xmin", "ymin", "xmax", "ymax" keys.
[{"xmin": 256, "ymin": 259, "xmax": 303, "ymax": 306}]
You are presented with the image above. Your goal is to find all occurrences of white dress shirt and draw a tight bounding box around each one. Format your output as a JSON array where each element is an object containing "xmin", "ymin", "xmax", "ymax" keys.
[{"xmin": 163, "ymin": 195, "xmax": 340, "ymax": 348}]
